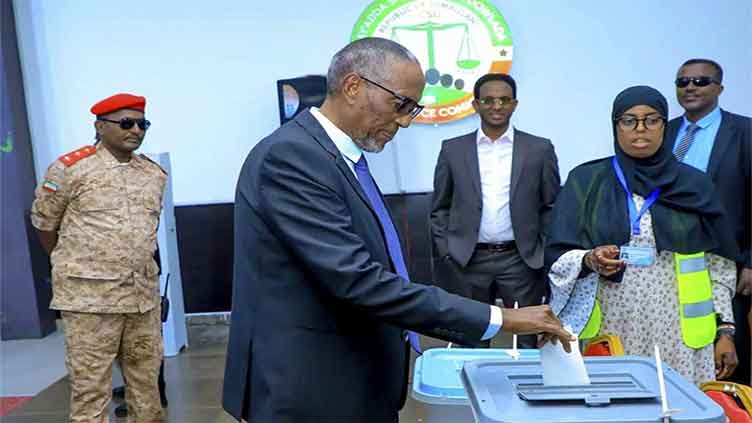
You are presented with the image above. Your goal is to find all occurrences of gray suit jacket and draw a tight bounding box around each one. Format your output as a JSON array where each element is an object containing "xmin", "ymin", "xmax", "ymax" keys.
[
  {"xmin": 430, "ymin": 129, "xmax": 560, "ymax": 269},
  {"xmin": 222, "ymin": 109, "xmax": 491, "ymax": 422}
]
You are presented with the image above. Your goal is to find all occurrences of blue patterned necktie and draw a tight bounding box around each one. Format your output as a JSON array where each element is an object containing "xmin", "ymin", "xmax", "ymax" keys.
[
  {"xmin": 353, "ymin": 155, "xmax": 421, "ymax": 353},
  {"xmin": 674, "ymin": 123, "xmax": 699, "ymax": 162}
]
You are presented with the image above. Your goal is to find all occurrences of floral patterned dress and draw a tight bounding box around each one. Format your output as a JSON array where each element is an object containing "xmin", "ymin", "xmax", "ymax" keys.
[{"xmin": 549, "ymin": 194, "xmax": 737, "ymax": 386}]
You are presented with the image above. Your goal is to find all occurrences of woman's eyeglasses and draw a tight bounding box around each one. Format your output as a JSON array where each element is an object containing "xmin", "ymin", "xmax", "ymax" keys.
[
  {"xmin": 614, "ymin": 115, "xmax": 665, "ymax": 131},
  {"xmin": 97, "ymin": 117, "xmax": 152, "ymax": 131}
]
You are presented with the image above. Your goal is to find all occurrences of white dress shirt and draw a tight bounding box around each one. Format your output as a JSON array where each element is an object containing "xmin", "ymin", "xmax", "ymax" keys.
[
  {"xmin": 310, "ymin": 107, "xmax": 502, "ymax": 340},
  {"xmin": 477, "ymin": 126, "xmax": 515, "ymax": 243}
]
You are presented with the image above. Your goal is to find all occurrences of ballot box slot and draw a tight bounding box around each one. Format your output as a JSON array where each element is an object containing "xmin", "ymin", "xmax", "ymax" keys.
[{"xmin": 508, "ymin": 373, "xmax": 658, "ymax": 406}]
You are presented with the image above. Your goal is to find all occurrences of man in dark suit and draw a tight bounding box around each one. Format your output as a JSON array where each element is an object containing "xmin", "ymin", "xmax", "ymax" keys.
[
  {"xmin": 430, "ymin": 73, "xmax": 560, "ymax": 348},
  {"xmin": 665, "ymin": 58, "xmax": 751, "ymax": 384},
  {"xmin": 222, "ymin": 38, "xmax": 571, "ymax": 423}
]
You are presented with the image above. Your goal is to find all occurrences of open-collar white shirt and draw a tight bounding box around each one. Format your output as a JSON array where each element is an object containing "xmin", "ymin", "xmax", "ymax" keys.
[{"xmin": 476, "ymin": 125, "xmax": 515, "ymax": 243}]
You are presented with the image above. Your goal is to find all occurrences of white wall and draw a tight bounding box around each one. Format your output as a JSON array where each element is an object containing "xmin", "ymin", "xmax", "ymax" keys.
[{"xmin": 14, "ymin": 0, "xmax": 752, "ymax": 205}]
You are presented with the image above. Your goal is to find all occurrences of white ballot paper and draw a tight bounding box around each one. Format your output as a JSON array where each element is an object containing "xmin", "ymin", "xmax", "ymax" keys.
[{"xmin": 540, "ymin": 327, "xmax": 591, "ymax": 386}]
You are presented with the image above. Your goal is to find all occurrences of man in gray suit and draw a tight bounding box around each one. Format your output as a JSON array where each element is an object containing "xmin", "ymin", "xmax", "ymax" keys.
[{"xmin": 431, "ymin": 73, "xmax": 561, "ymax": 348}]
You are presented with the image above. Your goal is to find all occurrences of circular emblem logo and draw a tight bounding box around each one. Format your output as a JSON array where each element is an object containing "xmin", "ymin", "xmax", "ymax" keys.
[{"xmin": 352, "ymin": 0, "xmax": 513, "ymax": 124}]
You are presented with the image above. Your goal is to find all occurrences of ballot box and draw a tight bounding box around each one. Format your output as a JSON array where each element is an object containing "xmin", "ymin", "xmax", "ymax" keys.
[
  {"xmin": 460, "ymin": 356, "xmax": 725, "ymax": 423},
  {"xmin": 412, "ymin": 348, "xmax": 540, "ymax": 405}
]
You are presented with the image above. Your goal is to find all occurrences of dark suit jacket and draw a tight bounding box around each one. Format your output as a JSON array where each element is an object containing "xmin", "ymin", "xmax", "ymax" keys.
[
  {"xmin": 665, "ymin": 110, "xmax": 751, "ymax": 267},
  {"xmin": 430, "ymin": 129, "xmax": 560, "ymax": 269},
  {"xmin": 222, "ymin": 109, "xmax": 491, "ymax": 423}
]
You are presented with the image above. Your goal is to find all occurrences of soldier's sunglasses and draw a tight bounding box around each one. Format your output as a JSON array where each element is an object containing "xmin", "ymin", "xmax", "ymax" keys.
[{"xmin": 97, "ymin": 117, "xmax": 152, "ymax": 131}]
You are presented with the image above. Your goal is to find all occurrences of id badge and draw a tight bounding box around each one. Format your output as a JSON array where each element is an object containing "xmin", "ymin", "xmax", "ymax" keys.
[{"xmin": 619, "ymin": 246, "xmax": 655, "ymax": 266}]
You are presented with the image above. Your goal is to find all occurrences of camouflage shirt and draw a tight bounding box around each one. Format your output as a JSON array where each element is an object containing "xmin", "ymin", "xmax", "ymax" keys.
[{"xmin": 31, "ymin": 145, "xmax": 167, "ymax": 313}]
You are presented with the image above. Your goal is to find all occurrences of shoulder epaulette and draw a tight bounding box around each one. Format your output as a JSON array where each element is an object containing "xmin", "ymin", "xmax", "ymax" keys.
[
  {"xmin": 58, "ymin": 145, "xmax": 96, "ymax": 167},
  {"xmin": 139, "ymin": 154, "xmax": 168, "ymax": 175}
]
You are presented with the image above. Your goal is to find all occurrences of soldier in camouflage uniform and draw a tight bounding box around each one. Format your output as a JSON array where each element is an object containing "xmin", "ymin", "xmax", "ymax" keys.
[{"xmin": 31, "ymin": 93, "xmax": 166, "ymax": 423}]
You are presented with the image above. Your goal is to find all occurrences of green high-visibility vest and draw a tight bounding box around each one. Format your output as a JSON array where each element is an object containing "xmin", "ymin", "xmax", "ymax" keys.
[
  {"xmin": 674, "ymin": 252, "xmax": 716, "ymax": 348},
  {"xmin": 580, "ymin": 300, "xmax": 601, "ymax": 340},
  {"xmin": 579, "ymin": 252, "xmax": 715, "ymax": 349}
]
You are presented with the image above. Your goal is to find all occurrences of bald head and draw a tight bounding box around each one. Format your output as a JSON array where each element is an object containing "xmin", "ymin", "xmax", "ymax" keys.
[{"xmin": 326, "ymin": 37, "xmax": 421, "ymax": 95}]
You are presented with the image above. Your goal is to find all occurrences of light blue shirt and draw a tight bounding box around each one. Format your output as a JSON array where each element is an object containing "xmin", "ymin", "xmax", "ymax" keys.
[
  {"xmin": 673, "ymin": 106, "xmax": 722, "ymax": 172},
  {"xmin": 310, "ymin": 108, "xmax": 502, "ymax": 340}
]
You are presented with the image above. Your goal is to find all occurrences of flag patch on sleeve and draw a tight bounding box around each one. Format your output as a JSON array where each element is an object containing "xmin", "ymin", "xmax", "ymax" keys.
[{"xmin": 42, "ymin": 180, "xmax": 59, "ymax": 192}]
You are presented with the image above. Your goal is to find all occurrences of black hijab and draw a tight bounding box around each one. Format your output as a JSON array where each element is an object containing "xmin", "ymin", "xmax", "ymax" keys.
[{"xmin": 545, "ymin": 86, "xmax": 739, "ymax": 279}]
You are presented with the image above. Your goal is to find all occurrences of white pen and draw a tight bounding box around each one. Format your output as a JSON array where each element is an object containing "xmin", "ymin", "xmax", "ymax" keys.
[{"xmin": 510, "ymin": 301, "xmax": 520, "ymax": 360}]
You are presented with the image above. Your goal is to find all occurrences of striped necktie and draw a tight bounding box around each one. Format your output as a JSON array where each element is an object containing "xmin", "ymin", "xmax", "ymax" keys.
[{"xmin": 674, "ymin": 123, "xmax": 699, "ymax": 162}]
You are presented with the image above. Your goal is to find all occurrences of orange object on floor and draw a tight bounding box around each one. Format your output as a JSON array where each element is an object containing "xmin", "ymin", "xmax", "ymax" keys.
[
  {"xmin": 584, "ymin": 342, "xmax": 611, "ymax": 356},
  {"xmin": 583, "ymin": 334, "xmax": 625, "ymax": 357},
  {"xmin": 705, "ymin": 391, "xmax": 752, "ymax": 422},
  {"xmin": 0, "ymin": 396, "xmax": 32, "ymax": 416}
]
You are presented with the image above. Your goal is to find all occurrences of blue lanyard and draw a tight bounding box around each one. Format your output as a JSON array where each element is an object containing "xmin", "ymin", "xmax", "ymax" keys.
[{"xmin": 611, "ymin": 157, "xmax": 660, "ymax": 235}]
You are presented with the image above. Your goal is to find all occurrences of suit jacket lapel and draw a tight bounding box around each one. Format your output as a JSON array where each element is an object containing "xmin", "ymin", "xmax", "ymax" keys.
[
  {"xmin": 707, "ymin": 110, "xmax": 735, "ymax": 178},
  {"xmin": 665, "ymin": 118, "xmax": 681, "ymax": 151},
  {"xmin": 510, "ymin": 129, "xmax": 527, "ymax": 199},
  {"xmin": 293, "ymin": 109, "xmax": 376, "ymax": 215},
  {"xmin": 464, "ymin": 131, "xmax": 482, "ymax": 198}
]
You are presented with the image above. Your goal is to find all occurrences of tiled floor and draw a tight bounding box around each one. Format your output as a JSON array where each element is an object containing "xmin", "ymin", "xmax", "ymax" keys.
[{"xmin": 4, "ymin": 321, "xmax": 502, "ymax": 422}]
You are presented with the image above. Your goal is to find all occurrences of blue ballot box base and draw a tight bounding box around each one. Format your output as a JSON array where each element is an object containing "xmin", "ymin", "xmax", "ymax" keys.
[{"xmin": 412, "ymin": 347, "xmax": 540, "ymax": 405}]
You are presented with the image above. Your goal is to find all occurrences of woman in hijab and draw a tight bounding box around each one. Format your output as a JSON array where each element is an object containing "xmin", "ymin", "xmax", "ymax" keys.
[{"xmin": 546, "ymin": 86, "xmax": 739, "ymax": 385}]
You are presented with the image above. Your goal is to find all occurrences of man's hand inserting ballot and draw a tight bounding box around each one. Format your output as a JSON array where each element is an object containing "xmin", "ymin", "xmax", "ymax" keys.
[{"xmin": 499, "ymin": 305, "xmax": 575, "ymax": 352}]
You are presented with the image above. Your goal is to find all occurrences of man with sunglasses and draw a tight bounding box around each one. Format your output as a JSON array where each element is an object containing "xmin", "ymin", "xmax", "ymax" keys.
[
  {"xmin": 222, "ymin": 38, "xmax": 572, "ymax": 423},
  {"xmin": 666, "ymin": 59, "xmax": 751, "ymax": 385},
  {"xmin": 31, "ymin": 93, "xmax": 167, "ymax": 422},
  {"xmin": 430, "ymin": 73, "xmax": 561, "ymax": 349}
]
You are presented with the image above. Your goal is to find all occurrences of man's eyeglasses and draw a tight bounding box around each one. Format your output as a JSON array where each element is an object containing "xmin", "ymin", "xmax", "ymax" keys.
[
  {"xmin": 614, "ymin": 115, "xmax": 665, "ymax": 131},
  {"xmin": 675, "ymin": 76, "xmax": 721, "ymax": 88},
  {"xmin": 477, "ymin": 96, "xmax": 517, "ymax": 107},
  {"xmin": 97, "ymin": 117, "xmax": 152, "ymax": 131},
  {"xmin": 358, "ymin": 75, "xmax": 424, "ymax": 119}
]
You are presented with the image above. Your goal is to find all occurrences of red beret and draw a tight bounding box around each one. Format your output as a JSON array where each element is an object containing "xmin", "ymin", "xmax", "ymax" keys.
[{"xmin": 90, "ymin": 93, "xmax": 146, "ymax": 116}]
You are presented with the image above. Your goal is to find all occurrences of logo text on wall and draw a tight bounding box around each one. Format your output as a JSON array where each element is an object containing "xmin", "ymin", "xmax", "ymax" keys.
[{"xmin": 352, "ymin": 0, "xmax": 513, "ymax": 124}]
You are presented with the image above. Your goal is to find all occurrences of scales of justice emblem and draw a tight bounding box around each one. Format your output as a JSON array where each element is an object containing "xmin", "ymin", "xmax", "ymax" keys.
[{"xmin": 352, "ymin": 0, "xmax": 514, "ymax": 124}]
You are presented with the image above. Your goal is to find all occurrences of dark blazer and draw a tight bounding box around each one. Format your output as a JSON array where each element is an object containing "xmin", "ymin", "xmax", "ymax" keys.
[
  {"xmin": 665, "ymin": 110, "xmax": 751, "ymax": 267},
  {"xmin": 430, "ymin": 129, "xmax": 560, "ymax": 269},
  {"xmin": 222, "ymin": 109, "xmax": 491, "ymax": 423}
]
